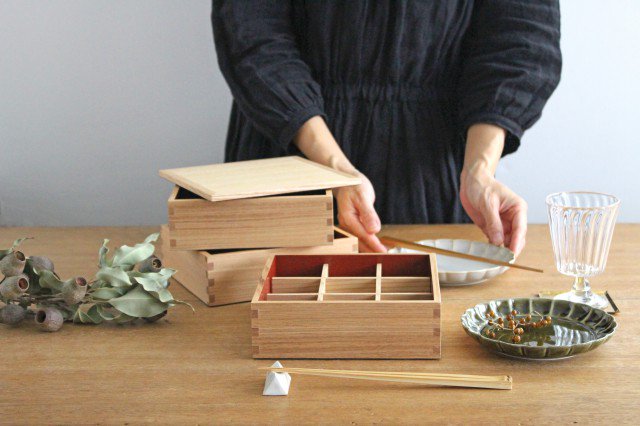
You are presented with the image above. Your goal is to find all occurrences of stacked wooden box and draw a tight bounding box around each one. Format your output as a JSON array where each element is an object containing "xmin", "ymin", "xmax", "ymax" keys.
[
  {"xmin": 252, "ymin": 253, "xmax": 442, "ymax": 359},
  {"xmin": 158, "ymin": 157, "xmax": 361, "ymax": 306}
]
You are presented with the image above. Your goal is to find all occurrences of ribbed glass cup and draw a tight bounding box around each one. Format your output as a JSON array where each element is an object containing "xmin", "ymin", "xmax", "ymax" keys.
[{"xmin": 546, "ymin": 192, "xmax": 620, "ymax": 309}]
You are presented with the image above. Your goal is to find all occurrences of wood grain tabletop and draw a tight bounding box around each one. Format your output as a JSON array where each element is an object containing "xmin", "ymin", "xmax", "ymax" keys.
[{"xmin": 0, "ymin": 224, "xmax": 637, "ymax": 425}]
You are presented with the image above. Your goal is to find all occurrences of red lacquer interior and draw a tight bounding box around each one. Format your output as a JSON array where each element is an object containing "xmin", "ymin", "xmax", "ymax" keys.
[
  {"xmin": 273, "ymin": 254, "xmax": 431, "ymax": 276},
  {"xmin": 259, "ymin": 258, "xmax": 278, "ymax": 300},
  {"xmin": 258, "ymin": 254, "xmax": 432, "ymax": 301}
]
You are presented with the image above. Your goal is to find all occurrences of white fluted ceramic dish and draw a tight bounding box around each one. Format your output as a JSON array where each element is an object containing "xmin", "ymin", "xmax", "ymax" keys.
[{"xmin": 388, "ymin": 239, "xmax": 515, "ymax": 286}]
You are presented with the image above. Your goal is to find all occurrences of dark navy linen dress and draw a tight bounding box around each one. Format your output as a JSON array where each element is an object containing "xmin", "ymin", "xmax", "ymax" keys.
[{"xmin": 211, "ymin": 1, "xmax": 561, "ymax": 224}]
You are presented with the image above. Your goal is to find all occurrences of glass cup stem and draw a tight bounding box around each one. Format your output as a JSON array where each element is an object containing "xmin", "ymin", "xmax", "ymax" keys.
[
  {"xmin": 555, "ymin": 276, "xmax": 608, "ymax": 309},
  {"xmin": 572, "ymin": 276, "xmax": 591, "ymax": 298}
]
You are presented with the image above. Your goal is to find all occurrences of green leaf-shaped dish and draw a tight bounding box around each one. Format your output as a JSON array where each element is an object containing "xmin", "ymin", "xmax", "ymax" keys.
[{"xmin": 461, "ymin": 298, "xmax": 617, "ymax": 360}]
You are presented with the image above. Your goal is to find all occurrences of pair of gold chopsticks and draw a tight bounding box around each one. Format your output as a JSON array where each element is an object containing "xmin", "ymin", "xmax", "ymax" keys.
[
  {"xmin": 261, "ymin": 366, "xmax": 512, "ymax": 390},
  {"xmin": 379, "ymin": 235, "xmax": 543, "ymax": 273}
]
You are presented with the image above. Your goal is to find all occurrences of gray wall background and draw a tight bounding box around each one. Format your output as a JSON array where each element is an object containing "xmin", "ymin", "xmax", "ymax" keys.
[{"xmin": 1, "ymin": 0, "xmax": 638, "ymax": 226}]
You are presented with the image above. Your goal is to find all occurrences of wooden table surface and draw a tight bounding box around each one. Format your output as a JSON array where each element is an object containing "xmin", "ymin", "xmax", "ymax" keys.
[{"xmin": 1, "ymin": 225, "xmax": 637, "ymax": 425}]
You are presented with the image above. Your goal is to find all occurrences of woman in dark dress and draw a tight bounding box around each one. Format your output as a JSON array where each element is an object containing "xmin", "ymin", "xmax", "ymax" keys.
[{"xmin": 211, "ymin": 1, "xmax": 561, "ymax": 254}]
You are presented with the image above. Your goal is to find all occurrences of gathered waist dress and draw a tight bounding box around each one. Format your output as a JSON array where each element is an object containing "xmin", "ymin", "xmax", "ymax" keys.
[{"xmin": 212, "ymin": 0, "xmax": 562, "ymax": 224}]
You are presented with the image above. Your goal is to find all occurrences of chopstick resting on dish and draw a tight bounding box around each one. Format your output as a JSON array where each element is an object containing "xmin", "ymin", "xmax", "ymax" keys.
[{"xmin": 379, "ymin": 236, "xmax": 543, "ymax": 273}]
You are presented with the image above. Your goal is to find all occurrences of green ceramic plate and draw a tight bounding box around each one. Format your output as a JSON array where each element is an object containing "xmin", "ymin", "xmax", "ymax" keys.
[{"xmin": 461, "ymin": 298, "xmax": 617, "ymax": 360}]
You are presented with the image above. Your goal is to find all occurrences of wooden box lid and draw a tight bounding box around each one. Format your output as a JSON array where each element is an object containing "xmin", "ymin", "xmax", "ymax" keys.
[{"xmin": 159, "ymin": 156, "xmax": 361, "ymax": 202}]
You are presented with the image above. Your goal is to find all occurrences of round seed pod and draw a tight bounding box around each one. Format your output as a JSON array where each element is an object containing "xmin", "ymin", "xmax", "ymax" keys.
[
  {"xmin": 61, "ymin": 277, "xmax": 87, "ymax": 305},
  {"xmin": 143, "ymin": 310, "xmax": 167, "ymax": 323},
  {"xmin": 0, "ymin": 275, "xmax": 29, "ymax": 300},
  {"xmin": 138, "ymin": 255, "xmax": 162, "ymax": 273},
  {"xmin": 0, "ymin": 304, "xmax": 26, "ymax": 325},
  {"xmin": 28, "ymin": 255, "xmax": 55, "ymax": 272},
  {"xmin": 0, "ymin": 251, "xmax": 26, "ymax": 276},
  {"xmin": 35, "ymin": 307, "xmax": 64, "ymax": 332}
]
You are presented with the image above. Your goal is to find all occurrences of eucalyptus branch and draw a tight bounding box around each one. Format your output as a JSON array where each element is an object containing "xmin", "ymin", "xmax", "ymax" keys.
[{"xmin": 0, "ymin": 233, "xmax": 190, "ymax": 331}]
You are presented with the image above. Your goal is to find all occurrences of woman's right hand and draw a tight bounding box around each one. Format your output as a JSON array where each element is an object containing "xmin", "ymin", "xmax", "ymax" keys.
[
  {"xmin": 334, "ymin": 171, "xmax": 387, "ymax": 253},
  {"xmin": 292, "ymin": 116, "xmax": 386, "ymax": 252}
]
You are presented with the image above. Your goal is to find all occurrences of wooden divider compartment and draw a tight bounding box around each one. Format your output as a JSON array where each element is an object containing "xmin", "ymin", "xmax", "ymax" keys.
[
  {"xmin": 251, "ymin": 254, "xmax": 441, "ymax": 359},
  {"xmin": 167, "ymin": 186, "xmax": 334, "ymax": 250},
  {"xmin": 159, "ymin": 225, "xmax": 358, "ymax": 306}
]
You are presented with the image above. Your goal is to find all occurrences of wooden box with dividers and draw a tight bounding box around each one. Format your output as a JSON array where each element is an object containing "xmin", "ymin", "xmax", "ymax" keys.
[
  {"xmin": 159, "ymin": 156, "xmax": 361, "ymax": 251},
  {"xmin": 251, "ymin": 254, "xmax": 441, "ymax": 359},
  {"xmin": 159, "ymin": 225, "xmax": 358, "ymax": 306}
]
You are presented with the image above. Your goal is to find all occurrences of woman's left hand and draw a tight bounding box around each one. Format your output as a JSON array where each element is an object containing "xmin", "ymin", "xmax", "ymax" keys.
[{"xmin": 460, "ymin": 167, "xmax": 527, "ymax": 257}]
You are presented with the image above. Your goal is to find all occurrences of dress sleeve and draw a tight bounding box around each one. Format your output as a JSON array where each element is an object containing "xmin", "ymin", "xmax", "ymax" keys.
[
  {"xmin": 457, "ymin": 0, "xmax": 562, "ymax": 155},
  {"xmin": 212, "ymin": 1, "xmax": 325, "ymax": 150}
]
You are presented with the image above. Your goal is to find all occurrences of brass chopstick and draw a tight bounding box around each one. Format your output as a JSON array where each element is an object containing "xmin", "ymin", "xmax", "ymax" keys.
[
  {"xmin": 260, "ymin": 367, "xmax": 513, "ymax": 390},
  {"xmin": 379, "ymin": 235, "xmax": 543, "ymax": 273}
]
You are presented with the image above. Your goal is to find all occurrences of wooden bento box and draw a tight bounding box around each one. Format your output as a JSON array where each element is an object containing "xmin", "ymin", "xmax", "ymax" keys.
[
  {"xmin": 159, "ymin": 225, "xmax": 358, "ymax": 306},
  {"xmin": 160, "ymin": 156, "xmax": 361, "ymax": 251},
  {"xmin": 166, "ymin": 186, "xmax": 335, "ymax": 250},
  {"xmin": 251, "ymin": 254, "xmax": 441, "ymax": 359}
]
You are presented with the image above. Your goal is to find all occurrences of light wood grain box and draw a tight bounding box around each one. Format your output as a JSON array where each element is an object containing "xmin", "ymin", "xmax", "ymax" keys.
[
  {"xmin": 159, "ymin": 225, "xmax": 358, "ymax": 307},
  {"xmin": 251, "ymin": 254, "xmax": 441, "ymax": 359},
  {"xmin": 159, "ymin": 156, "xmax": 361, "ymax": 251},
  {"xmin": 166, "ymin": 186, "xmax": 334, "ymax": 250}
]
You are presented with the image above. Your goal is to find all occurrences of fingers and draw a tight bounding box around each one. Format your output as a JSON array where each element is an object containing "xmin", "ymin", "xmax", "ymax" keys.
[
  {"xmin": 479, "ymin": 194, "xmax": 504, "ymax": 246},
  {"xmin": 336, "ymin": 178, "xmax": 386, "ymax": 252},
  {"xmin": 358, "ymin": 234, "xmax": 387, "ymax": 253},
  {"xmin": 365, "ymin": 234, "xmax": 387, "ymax": 253},
  {"xmin": 358, "ymin": 199, "xmax": 381, "ymax": 234},
  {"xmin": 508, "ymin": 202, "xmax": 528, "ymax": 257},
  {"xmin": 358, "ymin": 240, "xmax": 375, "ymax": 253},
  {"xmin": 340, "ymin": 212, "xmax": 387, "ymax": 253},
  {"xmin": 503, "ymin": 219, "xmax": 512, "ymax": 249},
  {"xmin": 460, "ymin": 171, "xmax": 526, "ymax": 254}
]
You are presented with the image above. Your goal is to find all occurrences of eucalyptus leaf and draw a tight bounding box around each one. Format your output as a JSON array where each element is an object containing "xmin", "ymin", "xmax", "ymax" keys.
[
  {"xmin": 24, "ymin": 259, "xmax": 43, "ymax": 294},
  {"xmin": 90, "ymin": 279, "xmax": 106, "ymax": 289},
  {"xmin": 128, "ymin": 268, "xmax": 176, "ymax": 288},
  {"xmin": 96, "ymin": 305, "xmax": 120, "ymax": 321},
  {"xmin": 13, "ymin": 237, "xmax": 31, "ymax": 249},
  {"xmin": 129, "ymin": 268, "xmax": 175, "ymax": 280},
  {"xmin": 143, "ymin": 233, "xmax": 159, "ymax": 244},
  {"xmin": 60, "ymin": 306, "xmax": 76, "ymax": 321},
  {"xmin": 169, "ymin": 299, "xmax": 195, "ymax": 312},
  {"xmin": 91, "ymin": 287, "xmax": 126, "ymax": 300},
  {"xmin": 132, "ymin": 276, "xmax": 174, "ymax": 303},
  {"xmin": 98, "ymin": 239, "xmax": 111, "ymax": 267},
  {"xmin": 114, "ymin": 312, "xmax": 136, "ymax": 324},
  {"xmin": 159, "ymin": 268, "xmax": 176, "ymax": 278},
  {"xmin": 95, "ymin": 266, "xmax": 131, "ymax": 288},
  {"xmin": 38, "ymin": 270, "xmax": 64, "ymax": 292},
  {"xmin": 0, "ymin": 237, "xmax": 32, "ymax": 259},
  {"xmin": 112, "ymin": 242, "xmax": 156, "ymax": 268},
  {"xmin": 87, "ymin": 305, "xmax": 103, "ymax": 324},
  {"xmin": 109, "ymin": 285, "xmax": 168, "ymax": 318},
  {"xmin": 71, "ymin": 305, "xmax": 102, "ymax": 324},
  {"xmin": 72, "ymin": 308, "xmax": 93, "ymax": 324}
]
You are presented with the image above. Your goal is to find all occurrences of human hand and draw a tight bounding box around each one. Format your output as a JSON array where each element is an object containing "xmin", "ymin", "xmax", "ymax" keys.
[
  {"xmin": 291, "ymin": 116, "xmax": 386, "ymax": 252},
  {"xmin": 334, "ymin": 171, "xmax": 387, "ymax": 253},
  {"xmin": 460, "ymin": 167, "xmax": 527, "ymax": 257}
]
